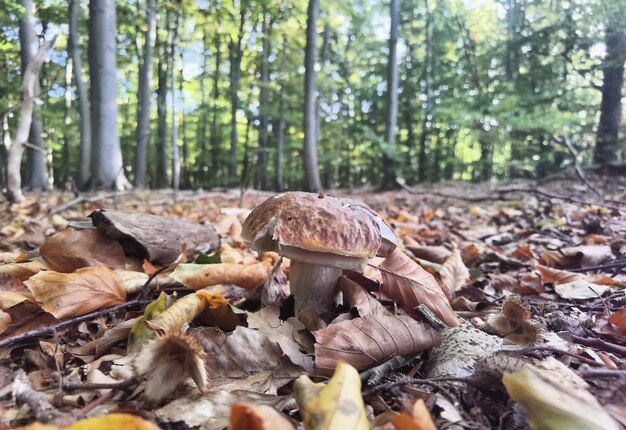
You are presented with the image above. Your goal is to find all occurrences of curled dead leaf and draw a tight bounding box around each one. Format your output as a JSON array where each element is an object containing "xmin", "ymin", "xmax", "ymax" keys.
[
  {"xmin": 391, "ymin": 399, "xmax": 437, "ymax": 430},
  {"xmin": 339, "ymin": 276, "xmax": 389, "ymax": 317},
  {"xmin": 314, "ymin": 314, "xmax": 441, "ymax": 377},
  {"xmin": 40, "ymin": 229, "xmax": 126, "ymax": 273},
  {"xmin": 24, "ymin": 267, "xmax": 126, "ymax": 319},
  {"xmin": 438, "ymin": 245, "xmax": 470, "ymax": 294},
  {"xmin": 145, "ymin": 292, "xmax": 208, "ymax": 335},
  {"xmin": 484, "ymin": 298, "xmax": 542, "ymax": 346},
  {"xmin": 230, "ymin": 403, "xmax": 295, "ymax": 430},
  {"xmin": 171, "ymin": 263, "xmax": 268, "ymax": 290},
  {"xmin": 377, "ymin": 248, "xmax": 459, "ymax": 327}
]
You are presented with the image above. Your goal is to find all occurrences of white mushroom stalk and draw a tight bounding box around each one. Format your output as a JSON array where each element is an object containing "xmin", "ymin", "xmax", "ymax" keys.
[{"xmin": 289, "ymin": 260, "xmax": 342, "ymax": 317}]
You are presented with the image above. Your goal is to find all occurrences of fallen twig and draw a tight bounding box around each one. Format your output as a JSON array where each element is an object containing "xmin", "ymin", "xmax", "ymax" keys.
[
  {"xmin": 13, "ymin": 370, "xmax": 63, "ymax": 422},
  {"xmin": 571, "ymin": 335, "xmax": 626, "ymax": 358}
]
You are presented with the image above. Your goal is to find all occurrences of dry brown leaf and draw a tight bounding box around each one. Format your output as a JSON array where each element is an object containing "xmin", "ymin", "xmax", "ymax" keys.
[
  {"xmin": 0, "ymin": 259, "xmax": 48, "ymax": 281},
  {"xmin": 339, "ymin": 276, "xmax": 389, "ymax": 317},
  {"xmin": 561, "ymin": 245, "xmax": 613, "ymax": 268},
  {"xmin": 608, "ymin": 309, "xmax": 626, "ymax": 331},
  {"xmin": 536, "ymin": 264, "xmax": 618, "ymax": 285},
  {"xmin": 40, "ymin": 229, "xmax": 126, "ymax": 273},
  {"xmin": 0, "ymin": 309, "xmax": 11, "ymax": 334},
  {"xmin": 406, "ymin": 244, "xmax": 450, "ymax": 264},
  {"xmin": 172, "ymin": 263, "xmax": 269, "ymax": 290},
  {"xmin": 220, "ymin": 243, "xmax": 243, "ymax": 264},
  {"xmin": 230, "ymin": 403, "xmax": 295, "ymax": 430},
  {"xmin": 438, "ymin": 245, "xmax": 470, "ymax": 294},
  {"xmin": 24, "ymin": 267, "xmax": 126, "ymax": 319},
  {"xmin": 378, "ymin": 248, "xmax": 459, "ymax": 327},
  {"xmin": 145, "ymin": 292, "xmax": 208, "ymax": 335},
  {"xmin": 484, "ymin": 299, "xmax": 542, "ymax": 346},
  {"xmin": 392, "ymin": 399, "xmax": 437, "ymax": 430},
  {"xmin": 314, "ymin": 314, "xmax": 441, "ymax": 377}
]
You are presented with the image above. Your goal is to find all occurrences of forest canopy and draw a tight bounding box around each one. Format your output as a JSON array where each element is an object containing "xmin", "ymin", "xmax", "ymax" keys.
[{"xmin": 0, "ymin": 0, "xmax": 624, "ymax": 196}]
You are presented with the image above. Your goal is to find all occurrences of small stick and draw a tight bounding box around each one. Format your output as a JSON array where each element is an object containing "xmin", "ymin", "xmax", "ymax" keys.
[
  {"xmin": 570, "ymin": 335, "xmax": 626, "ymax": 357},
  {"xmin": 63, "ymin": 377, "xmax": 138, "ymax": 392},
  {"xmin": 519, "ymin": 346, "xmax": 604, "ymax": 367},
  {"xmin": 415, "ymin": 305, "xmax": 448, "ymax": 331}
]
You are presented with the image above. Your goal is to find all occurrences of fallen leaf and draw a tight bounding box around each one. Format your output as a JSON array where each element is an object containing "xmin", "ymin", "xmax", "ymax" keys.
[
  {"xmin": 295, "ymin": 360, "xmax": 369, "ymax": 430},
  {"xmin": 392, "ymin": 399, "xmax": 437, "ymax": 430},
  {"xmin": 24, "ymin": 267, "xmax": 126, "ymax": 319},
  {"xmin": 0, "ymin": 309, "xmax": 11, "ymax": 334},
  {"xmin": 608, "ymin": 309, "xmax": 626, "ymax": 331},
  {"xmin": 484, "ymin": 299, "xmax": 542, "ymax": 346},
  {"xmin": 172, "ymin": 263, "xmax": 268, "ymax": 290},
  {"xmin": 40, "ymin": 229, "xmax": 126, "ymax": 273},
  {"xmin": 128, "ymin": 292, "xmax": 168, "ymax": 352},
  {"xmin": 503, "ymin": 357, "xmax": 619, "ymax": 430},
  {"xmin": 339, "ymin": 276, "xmax": 389, "ymax": 317},
  {"xmin": 378, "ymin": 248, "xmax": 459, "ymax": 327},
  {"xmin": 438, "ymin": 245, "xmax": 470, "ymax": 294},
  {"xmin": 555, "ymin": 280, "xmax": 610, "ymax": 300},
  {"xmin": 230, "ymin": 403, "xmax": 295, "ymax": 430},
  {"xmin": 64, "ymin": 413, "xmax": 162, "ymax": 430},
  {"xmin": 561, "ymin": 245, "xmax": 613, "ymax": 268},
  {"xmin": 220, "ymin": 243, "xmax": 243, "ymax": 264},
  {"xmin": 405, "ymin": 244, "xmax": 449, "ymax": 264},
  {"xmin": 0, "ymin": 259, "xmax": 48, "ymax": 281},
  {"xmin": 145, "ymin": 292, "xmax": 208, "ymax": 335},
  {"xmin": 314, "ymin": 314, "xmax": 441, "ymax": 377},
  {"xmin": 71, "ymin": 317, "xmax": 139, "ymax": 362}
]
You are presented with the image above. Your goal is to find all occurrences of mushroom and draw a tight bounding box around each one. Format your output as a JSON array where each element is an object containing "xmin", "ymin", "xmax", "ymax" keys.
[{"xmin": 241, "ymin": 192, "xmax": 397, "ymax": 318}]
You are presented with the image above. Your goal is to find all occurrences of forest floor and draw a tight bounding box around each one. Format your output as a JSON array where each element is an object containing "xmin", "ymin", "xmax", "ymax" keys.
[{"xmin": 0, "ymin": 172, "xmax": 625, "ymax": 429}]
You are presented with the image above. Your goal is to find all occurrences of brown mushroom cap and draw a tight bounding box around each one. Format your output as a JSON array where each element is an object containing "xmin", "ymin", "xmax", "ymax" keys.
[{"xmin": 241, "ymin": 192, "xmax": 397, "ymax": 269}]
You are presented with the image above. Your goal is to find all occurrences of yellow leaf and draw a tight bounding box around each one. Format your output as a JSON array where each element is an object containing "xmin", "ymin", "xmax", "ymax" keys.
[
  {"xmin": 145, "ymin": 292, "xmax": 207, "ymax": 335},
  {"xmin": 128, "ymin": 291, "xmax": 168, "ymax": 352},
  {"xmin": 392, "ymin": 399, "xmax": 437, "ymax": 430},
  {"xmin": 294, "ymin": 360, "xmax": 369, "ymax": 430},
  {"xmin": 503, "ymin": 358, "xmax": 619, "ymax": 430},
  {"xmin": 64, "ymin": 413, "xmax": 162, "ymax": 430},
  {"xmin": 24, "ymin": 267, "xmax": 126, "ymax": 319},
  {"xmin": 171, "ymin": 263, "xmax": 268, "ymax": 291}
]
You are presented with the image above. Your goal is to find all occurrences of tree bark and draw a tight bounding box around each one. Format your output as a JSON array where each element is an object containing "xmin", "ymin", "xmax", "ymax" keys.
[
  {"xmin": 61, "ymin": 54, "xmax": 72, "ymax": 184},
  {"xmin": 7, "ymin": 38, "xmax": 56, "ymax": 202},
  {"xmin": 418, "ymin": 0, "xmax": 433, "ymax": 183},
  {"xmin": 276, "ymin": 36, "xmax": 287, "ymax": 192},
  {"xmin": 18, "ymin": 0, "xmax": 48, "ymax": 191},
  {"xmin": 69, "ymin": 0, "xmax": 92, "ymax": 190},
  {"xmin": 381, "ymin": 0, "xmax": 400, "ymax": 189},
  {"xmin": 155, "ymin": 11, "xmax": 170, "ymax": 189},
  {"xmin": 228, "ymin": 7, "xmax": 246, "ymax": 184},
  {"xmin": 133, "ymin": 0, "xmax": 157, "ymax": 188},
  {"xmin": 88, "ymin": 0, "xmax": 130, "ymax": 190},
  {"xmin": 303, "ymin": 0, "xmax": 322, "ymax": 192},
  {"xmin": 210, "ymin": 19, "xmax": 222, "ymax": 182},
  {"xmin": 170, "ymin": 10, "xmax": 181, "ymax": 190},
  {"xmin": 594, "ymin": 6, "xmax": 626, "ymax": 165}
]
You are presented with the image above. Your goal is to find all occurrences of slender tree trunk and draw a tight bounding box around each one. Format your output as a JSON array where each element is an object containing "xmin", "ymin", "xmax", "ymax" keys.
[
  {"xmin": 155, "ymin": 13, "xmax": 170, "ymax": 188},
  {"xmin": 210, "ymin": 19, "xmax": 222, "ymax": 181},
  {"xmin": 276, "ymin": 37, "xmax": 287, "ymax": 192},
  {"xmin": 69, "ymin": 0, "xmax": 91, "ymax": 189},
  {"xmin": 197, "ymin": 28, "xmax": 209, "ymax": 185},
  {"xmin": 257, "ymin": 9, "xmax": 271, "ymax": 190},
  {"xmin": 228, "ymin": 7, "xmax": 246, "ymax": 183},
  {"xmin": 88, "ymin": 0, "xmax": 130, "ymax": 190},
  {"xmin": 594, "ymin": 6, "xmax": 626, "ymax": 165},
  {"xmin": 180, "ymin": 57, "xmax": 189, "ymax": 188},
  {"xmin": 61, "ymin": 55, "xmax": 72, "ymax": 184},
  {"xmin": 418, "ymin": 0, "xmax": 433, "ymax": 182},
  {"xmin": 381, "ymin": 0, "xmax": 400, "ymax": 189},
  {"xmin": 18, "ymin": 0, "xmax": 48, "ymax": 191},
  {"xmin": 315, "ymin": 23, "xmax": 330, "ymax": 149},
  {"xmin": 133, "ymin": 0, "xmax": 157, "ymax": 188},
  {"xmin": 303, "ymin": 0, "xmax": 322, "ymax": 192},
  {"xmin": 170, "ymin": 12, "xmax": 180, "ymax": 190}
]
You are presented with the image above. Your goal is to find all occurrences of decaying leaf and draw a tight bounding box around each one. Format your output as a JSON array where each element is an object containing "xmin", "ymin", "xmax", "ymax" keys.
[
  {"xmin": 503, "ymin": 357, "xmax": 619, "ymax": 430},
  {"xmin": 134, "ymin": 331, "xmax": 208, "ymax": 405},
  {"xmin": 295, "ymin": 360, "xmax": 369, "ymax": 430},
  {"xmin": 484, "ymin": 298, "xmax": 542, "ymax": 346},
  {"xmin": 230, "ymin": 403, "xmax": 295, "ymax": 430},
  {"xmin": 0, "ymin": 309, "xmax": 11, "ymax": 334},
  {"xmin": 391, "ymin": 399, "xmax": 437, "ymax": 430},
  {"xmin": 542, "ymin": 245, "xmax": 613, "ymax": 269},
  {"xmin": 171, "ymin": 262, "xmax": 269, "ymax": 290},
  {"xmin": 608, "ymin": 308, "xmax": 626, "ymax": 331},
  {"xmin": 24, "ymin": 267, "xmax": 126, "ymax": 319},
  {"xmin": 314, "ymin": 314, "xmax": 441, "ymax": 377},
  {"xmin": 438, "ymin": 245, "xmax": 470, "ymax": 294},
  {"xmin": 339, "ymin": 275, "xmax": 389, "ymax": 317},
  {"xmin": 40, "ymin": 229, "xmax": 126, "ymax": 273},
  {"xmin": 0, "ymin": 259, "xmax": 48, "ymax": 281},
  {"xmin": 377, "ymin": 248, "xmax": 459, "ymax": 327},
  {"xmin": 144, "ymin": 292, "xmax": 208, "ymax": 335},
  {"xmin": 535, "ymin": 264, "xmax": 615, "ymax": 299},
  {"xmin": 128, "ymin": 292, "xmax": 168, "ymax": 352}
]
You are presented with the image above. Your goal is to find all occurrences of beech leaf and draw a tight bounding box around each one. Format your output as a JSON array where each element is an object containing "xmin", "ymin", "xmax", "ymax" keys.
[
  {"xmin": 314, "ymin": 314, "xmax": 441, "ymax": 376},
  {"xmin": 438, "ymin": 245, "xmax": 470, "ymax": 294},
  {"xmin": 144, "ymin": 292, "xmax": 208, "ymax": 335},
  {"xmin": 171, "ymin": 262, "xmax": 269, "ymax": 290},
  {"xmin": 230, "ymin": 403, "xmax": 295, "ymax": 430},
  {"xmin": 392, "ymin": 399, "xmax": 437, "ymax": 430},
  {"xmin": 24, "ymin": 267, "xmax": 126, "ymax": 319},
  {"xmin": 294, "ymin": 361, "xmax": 369, "ymax": 430},
  {"xmin": 378, "ymin": 248, "xmax": 459, "ymax": 327},
  {"xmin": 40, "ymin": 229, "xmax": 126, "ymax": 273}
]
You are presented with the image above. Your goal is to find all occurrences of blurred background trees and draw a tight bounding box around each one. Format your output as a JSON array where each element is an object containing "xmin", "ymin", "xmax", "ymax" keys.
[{"xmin": 0, "ymin": 0, "xmax": 623, "ymax": 193}]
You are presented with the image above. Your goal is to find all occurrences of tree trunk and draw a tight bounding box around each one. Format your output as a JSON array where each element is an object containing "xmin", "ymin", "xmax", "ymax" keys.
[
  {"xmin": 69, "ymin": 0, "xmax": 92, "ymax": 190},
  {"xmin": 228, "ymin": 7, "xmax": 246, "ymax": 184},
  {"xmin": 7, "ymin": 38, "xmax": 56, "ymax": 202},
  {"xmin": 170, "ymin": 11, "xmax": 180, "ymax": 190},
  {"xmin": 180, "ymin": 52, "xmax": 190, "ymax": 189},
  {"xmin": 303, "ymin": 0, "xmax": 322, "ymax": 192},
  {"xmin": 88, "ymin": 0, "xmax": 130, "ymax": 190},
  {"xmin": 61, "ymin": 54, "xmax": 72, "ymax": 184},
  {"xmin": 257, "ymin": 9, "xmax": 271, "ymax": 190},
  {"xmin": 594, "ymin": 6, "xmax": 626, "ymax": 165},
  {"xmin": 133, "ymin": 0, "xmax": 157, "ymax": 188},
  {"xmin": 315, "ymin": 23, "xmax": 330, "ymax": 150},
  {"xmin": 18, "ymin": 0, "xmax": 48, "ymax": 191},
  {"xmin": 276, "ymin": 37, "xmax": 287, "ymax": 192},
  {"xmin": 418, "ymin": 0, "xmax": 433, "ymax": 183},
  {"xmin": 155, "ymin": 12, "xmax": 170, "ymax": 189},
  {"xmin": 210, "ymin": 20, "xmax": 222, "ymax": 182},
  {"xmin": 381, "ymin": 0, "xmax": 400, "ymax": 189}
]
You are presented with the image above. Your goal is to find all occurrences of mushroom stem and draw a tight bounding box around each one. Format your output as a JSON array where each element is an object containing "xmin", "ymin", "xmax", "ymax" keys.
[{"xmin": 289, "ymin": 261, "xmax": 342, "ymax": 317}]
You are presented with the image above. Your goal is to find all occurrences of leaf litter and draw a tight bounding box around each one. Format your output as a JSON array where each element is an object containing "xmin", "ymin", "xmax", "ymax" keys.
[{"xmin": 0, "ymin": 183, "xmax": 624, "ymax": 429}]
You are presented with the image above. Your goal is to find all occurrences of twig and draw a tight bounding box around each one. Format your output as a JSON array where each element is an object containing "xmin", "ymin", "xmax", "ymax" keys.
[
  {"xmin": 569, "ymin": 259, "xmax": 626, "ymax": 273},
  {"xmin": 22, "ymin": 141, "xmax": 48, "ymax": 154},
  {"xmin": 519, "ymin": 346, "xmax": 604, "ymax": 366},
  {"xmin": 577, "ymin": 367, "xmax": 626, "ymax": 378},
  {"xmin": 0, "ymin": 300, "xmax": 149, "ymax": 350},
  {"xmin": 63, "ymin": 376, "xmax": 138, "ymax": 392},
  {"xmin": 47, "ymin": 190, "xmax": 135, "ymax": 215},
  {"xmin": 570, "ymin": 335, "xmax": 626, "ymax": 358},
  {"xmin": 553, "ymin": 135, "xmax": 601, "ymax": 197},
  {"xmin": 13, "ymin": 370, "xmax": 63, "ymax": 422},
  {"xmin": 415, "ymin": 305, "xmax": 447, "ymax": 331}
]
